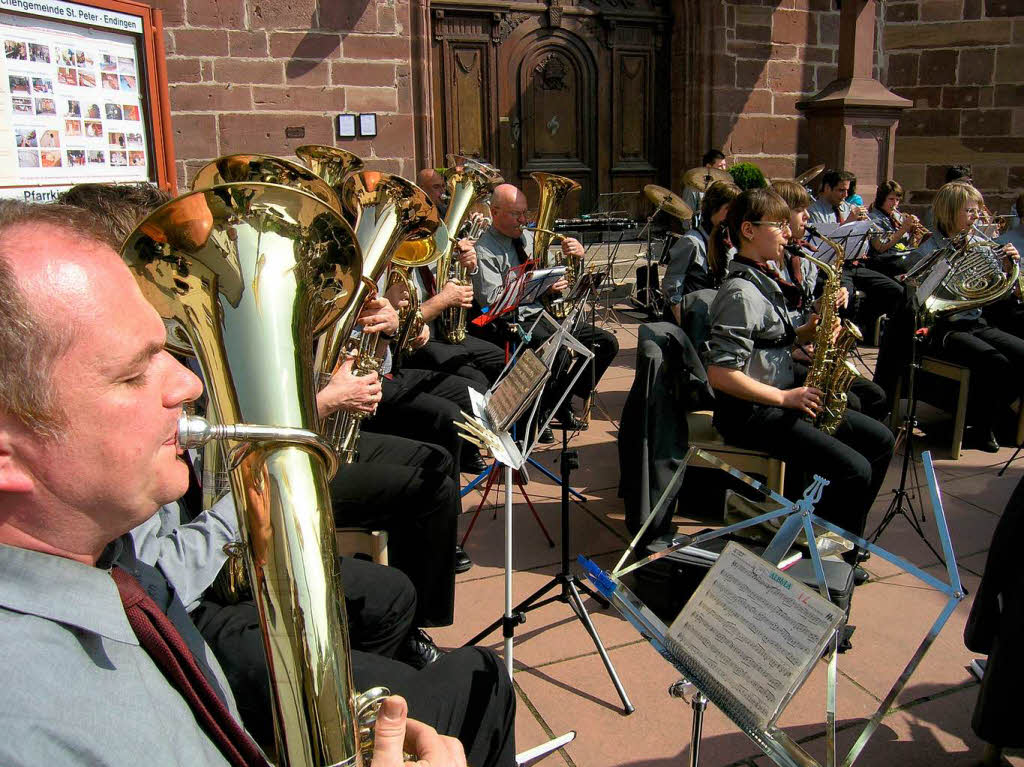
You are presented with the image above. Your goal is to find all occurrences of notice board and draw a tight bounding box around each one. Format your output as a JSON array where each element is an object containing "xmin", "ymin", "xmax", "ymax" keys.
[{"xmin": 0, "ymin": 0, "xmax": 173, "ymax": 201}]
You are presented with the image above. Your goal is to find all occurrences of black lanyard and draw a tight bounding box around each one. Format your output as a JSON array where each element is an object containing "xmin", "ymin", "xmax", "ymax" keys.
[{"xmin": 724, "ymin": 268, "xmax": 796, "ymax": 349}]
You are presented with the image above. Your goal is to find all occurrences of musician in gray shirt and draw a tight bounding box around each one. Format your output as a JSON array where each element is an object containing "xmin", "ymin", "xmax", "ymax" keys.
[
  {"xmin": 0, "ymin": 201, "xmax": 466, "ymax": 766},
  {"xmin": 470, "ymin": 183, "xmax": 619, "ymax": 428}
]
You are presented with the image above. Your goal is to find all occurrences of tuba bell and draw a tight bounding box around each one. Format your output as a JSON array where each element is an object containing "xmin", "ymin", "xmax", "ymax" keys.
[
  {"xmin": 320, "ymin": 170, "xmax": 441, "ymax": 463},
  {"xmin": 436, "ymin": 155, "xmax": 503, "ymax": 344},
  {"xmin": 530, "ymin": 171, "xmax": 582, "ymax": 320},
  {"xmin": 121, "ymin": 181, "xmax": 373, "ymax": 766}
]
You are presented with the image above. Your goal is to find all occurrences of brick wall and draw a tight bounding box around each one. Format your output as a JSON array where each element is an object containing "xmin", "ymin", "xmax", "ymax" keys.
[
  {"xmin": 150, "ymin": 0, "xmax": 415, "ymax": 188},
  {"xmin": 703, "ymin": 0, "xmax": 843, "ymax": 181},
  {"xmin": 881, "ymin": 1, "xmax": 1024, "ymax": 218}
]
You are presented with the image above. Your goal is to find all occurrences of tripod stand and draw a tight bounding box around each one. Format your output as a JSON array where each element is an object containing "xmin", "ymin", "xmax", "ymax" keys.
[
  {"xmin": 465, "ymin": 425, "xmax": 635, "ymax": 714},
  {"xmin": 869, "ymin": 327, "xmax": 946, "ymax": 564}
]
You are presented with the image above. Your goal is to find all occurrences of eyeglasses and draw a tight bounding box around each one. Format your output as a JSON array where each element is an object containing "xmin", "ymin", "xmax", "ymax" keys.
[
  {"xmin": 752, "ymin": 221, "xmax": 791, "ymax": 232},
  {"xmin": 963, "ymin": 208, "xmax": 982, "ymax": 217}
]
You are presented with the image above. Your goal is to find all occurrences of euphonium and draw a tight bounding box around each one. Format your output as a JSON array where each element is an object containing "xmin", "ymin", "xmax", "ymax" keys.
[
  {"xmin": 390, "ymin": 220, "xmax": 450, "ymax": 353},
  {"xmin": 296, "ymin": 145, "xmax": 365, "ymax": 223},
  {"xmin": 795, "ymin": 227, "xmax": 864, "ymax": 435},
  {"xmin": 530, "ymin": 171, "xmax": 582, "ymax": 319},
  {"xmin": 324, "ymin": 170, "xmax": 440, "ymax": 463},
  {"xmin": 121, "ymin": 182, "xmax": 374, "ymax": 766},
  {"xmin": 436, "ymin": 155, "xmax": 503, "ymax": 343}
]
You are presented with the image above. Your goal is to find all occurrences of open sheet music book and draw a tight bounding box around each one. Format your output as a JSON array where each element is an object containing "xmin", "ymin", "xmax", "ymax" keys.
[
  {"xmin": 808, "ymin": 220, "xmax": 874, "ymax": 265},
  {"xmin": 665, "ymin": 543, "xmax": 845, "ymax": 733},
  {"xmin": 485, "ymin": 348, "xmax": 550, "ymax": 432}
]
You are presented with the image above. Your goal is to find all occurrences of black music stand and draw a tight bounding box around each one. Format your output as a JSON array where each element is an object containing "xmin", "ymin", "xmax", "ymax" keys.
[{"xmin": 869, "ymin": 305, "xmax": 946, "ymax": 564}]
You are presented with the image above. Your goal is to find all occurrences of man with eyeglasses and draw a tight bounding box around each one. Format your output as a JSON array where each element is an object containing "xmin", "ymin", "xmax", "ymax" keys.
[{"xmin": 470, "ymin": 183, "xmax": 619, "ymax": 431}]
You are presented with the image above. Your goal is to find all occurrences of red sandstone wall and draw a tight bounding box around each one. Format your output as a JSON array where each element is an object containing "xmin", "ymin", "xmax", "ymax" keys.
[
  {"xmin": 703, "ymin": 0, "xmax": 843, "ymax": 181},
  {"xmin": 881, "ymin": 1, "xmax": 1024, "ymax": 217},
  {"xmin": 149, "ymin": 0, "xmax": 415, "ymax": 188}
]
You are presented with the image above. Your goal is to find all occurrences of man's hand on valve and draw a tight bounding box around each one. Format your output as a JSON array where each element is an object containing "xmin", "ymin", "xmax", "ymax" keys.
[
  {"xmin": 316, "ymin": 355, "xmax": 382, "ymax": 418},
  {"xmin": 439, "ymin": 279, "xmax": 474, "ymax": 309},
  {"xmin": 455, "ymin": 239, "xmax": 477, "ymax": 273},
  {"xmin": 359, "ymin": 296, "xmax": 400, "ymax": 336}
]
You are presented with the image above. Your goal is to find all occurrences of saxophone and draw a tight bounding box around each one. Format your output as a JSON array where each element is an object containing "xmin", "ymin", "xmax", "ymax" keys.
[
  {"xmin": 436, "ymin": 155, "xmax": 503, "ymax": 344},
  {"xmin": 531, "ymin": 172, "xmax": 582, "ymax": 320},
  {"xmin": 122, "ymin": 182, "xmax": 376, "ymax": 766},
  {"xmin": 794, "ymin": 229, "xmax": 864, "ymax": 435}
]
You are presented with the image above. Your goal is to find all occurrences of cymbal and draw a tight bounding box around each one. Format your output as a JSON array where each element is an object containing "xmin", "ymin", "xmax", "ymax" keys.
[
  {"xmin": 643, "ymin": 184, "xmax": 693, "ymax": 221},
  {"xmin": 795, "ymin": 164, "xmax": 825, "ymax": 186},
  {"xmin": 681, "ymin": 166, "xmax": 732, "ymax": 192}
]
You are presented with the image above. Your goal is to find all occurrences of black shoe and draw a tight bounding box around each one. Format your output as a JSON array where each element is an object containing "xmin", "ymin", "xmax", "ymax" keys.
[
  {"xmin": 966, "ymin": 427, "xmax": 1000, "ymax": 453},
  {"xmin": 397, "ymin": 628, "xmax": 445, "ymax": 670},
  {"xmin": 538, "ymin": 427, "xmax": 555, "ymax": 444},
  {"xmin": 857, "ymin": 549, "xmax": 871, "ymax": 563},
  {"xmin": 554, "ymin": 410, "xmax": 588, "ymax": 431},
  {"xmin": 455, "ymin": 545, "xmax": 473, "ymax": 574},
  {"xmin": 462, "ymin": 451, "xmax": 489, "ymax": 475},
  {"xmin": 853, "ymin": 565, "xmax": 870, "ymax": 586}
]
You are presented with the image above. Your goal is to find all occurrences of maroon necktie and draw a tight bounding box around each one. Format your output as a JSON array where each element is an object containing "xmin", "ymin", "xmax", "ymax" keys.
[
  {"xmin": 111, "ymin": 567, "xmax": 266, "ymax": 766},
  {"xmin": 417, "ymin": 265, "xmax": 437, "ymax": 297}
]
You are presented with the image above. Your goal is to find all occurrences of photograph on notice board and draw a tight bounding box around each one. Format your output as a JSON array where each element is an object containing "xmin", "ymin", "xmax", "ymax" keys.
[
  {"xmin": 12, "ymin": 96, "xmax": 33, "ymax": 114},
  {"xmin": 100, "ymin": 53, "xmax": 116, "ymax": 71},
  {"xmin": 4, "ymin": 39, "xmax": 26, "ymax": 59},
  {"xmin": 40, "ymin": 130, "xmax": 59, "ymax": 147},
  {"xmin": 128, "ymin": 150, "xmax": 144, "ymax": 166},
  {"xmin": 66, "ymin": 149, "xmax": 85, "ymax": 167},
  {"xmin": 64, "ymin": 119, "xmax": 82, "ymax": 136},
  {"xmin": 108, "ymin": 131, "xmax": 125, "ymax": 148},
  {"xmin": 104, "ymin": 103, "xmax": 122, "ymax": 120},
  {"xmin": 64, "ymin": 99, "xmax": 80, "ymax": 117},
  {"xmin": 78, "ymin": 70, "xmax": 96, "ymax": 88},
  {"xmin": 86, "ymin": 102, "xmax": 100, "ymax": 119},
  {"xmin": 84, "ymin": 120, "xmax": 103, "ymax": 137},
  {"xmin": 31, "ymin": 76, "xmax": 52, "ymax": 93},
  {"xmin": 100, "ymin": 72, "xmax": 118, "ymax": 90},
  {"xmin": 28, "ymin": 42, "xmax": 49, "ymax": 62},
  {"xmin": 123, "ymin": 103, "xmax": 139, "ymax": 121},
  {"xmin": 57, "ymin": 66, "xmax": 77, "ymax": 86},
  {"xmin": 87, "ymin": 149, "xmax": 105, "ymax": 165},
  {"xmin": 8, "ymin": 74, "xmax": 29, "ymax": 93},
  {"xmin": 34, "ymin": 97, "xmax": 55, "ymax": 115},
  {"xmin": 109, "ymin": 150, "xmax": 127, "ymax": 166},
  {"xmin": 41, "ymin": 149, "xmax": 62, "ymax": 167},
  {"xmin": 18, "ymin": 149, "xmax": 39, "ymax": 167},
  {"xmin": 15, "ymin": 128, "xmax": 37, "ymax": 147}
]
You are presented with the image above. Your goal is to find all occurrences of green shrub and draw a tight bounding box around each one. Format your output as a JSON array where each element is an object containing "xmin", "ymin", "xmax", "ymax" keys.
[{"xmin": 728, "ymin": 162, "xmax": 768, "ymax": 191}]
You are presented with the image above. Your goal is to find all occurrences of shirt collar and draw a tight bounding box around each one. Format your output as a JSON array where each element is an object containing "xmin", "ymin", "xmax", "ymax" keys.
[
  {"xmin": 730, "ymin": 257, "xmax": 785, "ymax": 297},
  {"xmin": 0, "ymin": 542, "xmax": 138, "ymax": 645}
]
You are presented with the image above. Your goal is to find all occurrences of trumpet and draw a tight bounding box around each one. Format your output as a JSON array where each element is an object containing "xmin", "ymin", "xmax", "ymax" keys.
[{"xmin": 891, "ymin": 208, "xmax": 929, "ymax": 249}]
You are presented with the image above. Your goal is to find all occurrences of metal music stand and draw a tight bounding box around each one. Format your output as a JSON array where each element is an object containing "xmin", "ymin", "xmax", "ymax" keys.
[
  {"xmin": 582, "ymin": 448, "xmax": 964, "ymax": 767},
  {"xmin": 459, "ymin": 310, "xmax": 633, "ymax": 712}
]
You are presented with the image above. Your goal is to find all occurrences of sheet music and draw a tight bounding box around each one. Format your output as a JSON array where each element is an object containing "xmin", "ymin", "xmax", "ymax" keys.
[
  {"xmin": 809, "ymin": 220, "xmax": 874, "ymax": 264},
  {"xmin": 519, "ymin": 266, "xmax": 567, "ymax": 304},
  {"xmin": 666, "ymin": 543, "xmax": 844, "ymax": 731},
  {"xmin": 484, "ymin": 349, "xmax": 550, "ymax": 431}
]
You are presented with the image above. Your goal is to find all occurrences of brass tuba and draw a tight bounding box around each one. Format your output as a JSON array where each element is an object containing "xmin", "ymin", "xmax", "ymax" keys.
[
  {"xmin": 322, "ymin": 170, "xmax": 440, "ymax": 463},
  {"xmin": 530, "ymin": 171, "xmax": 582, "ymax": 319},
  {"xmin": 296, "ymin": 145, "xmax": 365, "ymax": 212},
  {"xmin": 121, "ymin": 182, "xmax": 372, "ymax": 766},
  {"xmin": 436, "ymin": 155, "xmax": 503, "ymax": 343}
]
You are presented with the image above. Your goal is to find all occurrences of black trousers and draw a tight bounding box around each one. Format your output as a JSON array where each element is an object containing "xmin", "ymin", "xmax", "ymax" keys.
[
  {"xmin": 840, "ymin": 264, "xmax": 905, "ymax": 334},
  {"xmin": 983, "ymin": 298, "xmax": 1024, "ymax": 339},
  {"xmin": 714, "ymin": 399, "xmax": 894, "ymax": 538},
  {"xmin": 929, "ymin": 319, "xmax": 1024, "ymax": 432},
  {"xmin": 331, "ymin": 431, "xmax": 457, "ymax": 627},
  {"xmin": 404, "ymin": 335, "xmax": 507, "ymax": 388},
  {"xmin": 192, "ymin": 560, "xmax": 516, "ymax": 767},
  {"xmin": 367, "ymin": 368, "xmax": 486, "ymax": 480}
]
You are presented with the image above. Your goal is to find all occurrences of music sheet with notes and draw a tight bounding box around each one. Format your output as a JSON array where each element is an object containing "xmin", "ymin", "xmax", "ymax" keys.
[{"xmin": 666, "ymin": 543, "xmax": 844, "ymax": 732}]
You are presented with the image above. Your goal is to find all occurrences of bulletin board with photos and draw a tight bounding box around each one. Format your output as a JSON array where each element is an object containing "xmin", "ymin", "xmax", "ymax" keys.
[{"xmin": 0, "ymin": 0, "xmax": 174, "ymax": 201}]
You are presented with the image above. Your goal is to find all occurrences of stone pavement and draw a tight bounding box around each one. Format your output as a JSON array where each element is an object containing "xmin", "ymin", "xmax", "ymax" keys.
[{"xmin": 433, "ymin": 311, "xmax": 1023, "ymax": 767}]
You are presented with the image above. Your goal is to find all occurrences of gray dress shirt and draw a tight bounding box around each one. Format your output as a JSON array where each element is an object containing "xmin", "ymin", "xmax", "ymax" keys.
[
  {"xmin": 0, "ymin": 541, "xmax": 248, "ymax": 766},
  {"xmin": 128, "ymin": 495, "xmax": 239, "ymax": 611},
  {"xmin": 662, "ymin": 225, "xmax": 710, "ymax": 305},
  {"xmin": 471, "ymin": 227, "xmax": 542, "ymax": 321},
  {"xmin": 705, "ymin": 260, "xmax": 797, "ymax": 389},
  {"xmin": 808, "ymin": 197, "xmax": 849, "ymax": 225}
]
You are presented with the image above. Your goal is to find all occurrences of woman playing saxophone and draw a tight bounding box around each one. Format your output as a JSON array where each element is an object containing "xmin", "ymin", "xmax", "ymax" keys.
[{"xmin": 705, "ymin": 188, "xmax": 895, "ymax": 545}]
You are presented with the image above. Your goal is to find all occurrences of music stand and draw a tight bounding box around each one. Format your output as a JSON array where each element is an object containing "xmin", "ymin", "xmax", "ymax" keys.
[
  {"xmin": 583, "ymin": 448, "xmax": 964, "ymax": 767},
  {"xmin": 868, "ymin": 266, "xmax": 951, "ymax": 563}
]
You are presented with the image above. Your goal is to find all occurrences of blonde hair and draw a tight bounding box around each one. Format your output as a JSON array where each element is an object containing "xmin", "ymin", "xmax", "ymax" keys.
[{"xmin": 932, "ymin": 181, "xmax": 983, "ymax": 237}]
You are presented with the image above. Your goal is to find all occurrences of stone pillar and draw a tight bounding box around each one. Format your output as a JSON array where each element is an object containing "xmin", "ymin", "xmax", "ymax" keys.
[{"xmin": 797, "ymin": 0, "xmax": 910, "ymax": 191}]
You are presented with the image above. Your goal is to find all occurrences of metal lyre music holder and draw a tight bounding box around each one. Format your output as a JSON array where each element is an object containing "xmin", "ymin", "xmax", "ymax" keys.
[{"xmin": 581, "ymin": 448, "xmax": 964, "ymax": 767}]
